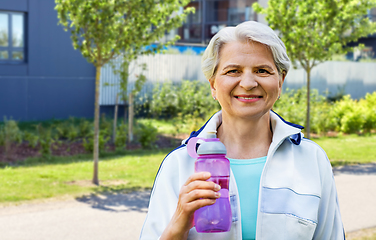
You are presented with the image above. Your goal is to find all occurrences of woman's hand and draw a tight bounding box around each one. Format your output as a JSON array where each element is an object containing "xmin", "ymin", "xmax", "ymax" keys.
[{"xmin": 160, "ymin": 172, "xmax": 221, "ymax": 240}]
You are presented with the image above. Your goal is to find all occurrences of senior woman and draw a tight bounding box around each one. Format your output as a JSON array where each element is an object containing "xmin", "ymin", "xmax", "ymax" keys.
[{"xmin": 140, "ymin": 21, "xmax": 344, "ymax": 240}]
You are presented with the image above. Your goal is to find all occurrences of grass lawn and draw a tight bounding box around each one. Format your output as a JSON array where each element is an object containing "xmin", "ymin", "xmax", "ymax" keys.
[
  {"xmin": 313, "ymin": 134, "xmax": 376, "ymax": 167},
  {"xmin": 347, "ymin": 227, "xmax": 376, "ymax": 240},
  {"xmin": 0, "ymin": 149, "xmax": 171, "ymax": 205},
  {"xmin": 0, "ymin": 134, "xmax": 375, "ymax": 205}
]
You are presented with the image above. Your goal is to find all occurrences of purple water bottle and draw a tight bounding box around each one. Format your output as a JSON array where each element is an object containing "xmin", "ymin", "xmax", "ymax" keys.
[{"xmin": 187, "ymin": 131, "xmax": 231, "ymax": 233}]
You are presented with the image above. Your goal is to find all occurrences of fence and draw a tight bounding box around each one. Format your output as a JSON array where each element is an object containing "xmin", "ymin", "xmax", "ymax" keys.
[{"xmin": 100, "ymin": 54, "xmax": 376, "ymax": 105}]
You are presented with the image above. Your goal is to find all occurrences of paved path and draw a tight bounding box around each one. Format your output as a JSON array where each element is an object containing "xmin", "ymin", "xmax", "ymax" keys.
[
  {"xmin": 0, "ymin": 163, "xmax": 375, "ymax": 240},
  {"xmin": 333, "ymin": 163, "xmax": 376, "ymax": 233},
  {"xmin": 0, "ymin": 191, "xmax": 150, "ymax": 240}
]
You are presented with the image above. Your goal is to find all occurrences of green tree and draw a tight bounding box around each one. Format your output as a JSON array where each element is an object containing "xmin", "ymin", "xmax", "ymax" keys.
[
  {"xmin": 55, "ymin": 0, "xmax": 193, "ymax": 184},
  {"xmin": 253, "ymin": 0, "xmax": 376, "ymax": 138}
]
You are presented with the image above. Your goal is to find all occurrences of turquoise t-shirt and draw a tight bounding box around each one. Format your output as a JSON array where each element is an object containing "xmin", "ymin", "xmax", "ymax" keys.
[{"xmin": 229, "ymin": 156, "xmax": 267, "ymax": 240}]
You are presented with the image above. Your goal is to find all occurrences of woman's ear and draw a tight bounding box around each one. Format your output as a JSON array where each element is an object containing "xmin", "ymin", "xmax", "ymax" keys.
[
  {"xmin": 209, "ymin": 78, "xmax": 216, "ymax": 99},
  {"xmin": 277, "ymin": 71, "xmax": 286, "ymax": 98},
  {"xmin": 279, "ymin": 71, "xmax": 286, "ymax": 89}
]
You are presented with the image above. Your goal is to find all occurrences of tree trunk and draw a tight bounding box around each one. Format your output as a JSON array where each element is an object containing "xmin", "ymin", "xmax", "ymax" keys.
[
  {"xmin": 124, "ymin": 100, "xmax": 127, "ymax": 124},
  {"xmin": 128, "ymin": 92, "xmax": 134, "ymax": 143},
  {"xmin": 112, "ymin": 93, "xmax": 119, "ymax": 143},
  {"xmin": 93, "ymin": 66, "xmax": 101, "ymax": 185},
  {"xmin": 121, "ymin": 61, "xmax": 129, "ymax": 125},
  {"xmin": 306, "ymin": 67, "xmax": 311, "ymax": 139}
]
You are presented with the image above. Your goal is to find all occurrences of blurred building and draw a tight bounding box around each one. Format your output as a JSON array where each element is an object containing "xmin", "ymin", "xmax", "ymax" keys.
[
  {"xmin": 170, "ymin": 0, "xmax": 260, "ymax": 44},
  {"xmin": 0, "ymin": 0, "xmax": 95, "ymax": 121},
  {"xmin": 0, "ymin": 0, "xmax": 375, "ymax": 121}
]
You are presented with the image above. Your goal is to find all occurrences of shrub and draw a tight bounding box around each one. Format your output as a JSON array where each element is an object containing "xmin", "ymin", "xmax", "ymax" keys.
[
  {"xmin": 273, "ymin": 87, "xmax": 329, "ymax": 131},
  {"xmin": 151, "ymin": 82, "xmax": 179, "ymax": 118},
  {"xmin": 135, "ymin": 121, "xmax": 158, "ymax": 149},
  {"xmin": 360, "ymin": 92, "xmax": 376, "ymax": 133},
  {"xmin": 329, "ymin": 95, "xmax": 367, "ymax": 134},
  {"xmin": 311, "ymin": 101, "xmax": 337, "ymax": 135},
  {"xmin": 82, "ymin": 132, "xmax": 110, "ymax": 153},
  {"xmin": 78, "ymin": 119, "xmax": 93, "ymax": 138},
  {"xmin": 273, "ymin": 87, "xmax": 339, "ymax": 135},
  {"xmin": 340, "ymin": 108, "xmax": 365, "ymax": 133},
  {"xmin": 37, "ymin": 124, "xmax": 54, "ymax": 157},
  {"xmin": 55, "ymin": 121, "xmax": 71, "ymax": 139},
  {"xmin": 150, "ymin": 80, "xmax": 221, "ymax": 120},
  {"xmin": 100, "ymin": 113, "xmax": 112, "ymax": 138},
  {"xmin": 66, "ymin": 124, "xmax": 79, "ymax": 142},
  {"xmin": 330, "ymin": 95, "xmax": 355, "ymax": 132},
  {"xmin": 115, "ymin": 123, "xmax": 127, "ymax": 149},
  {"xmin": 178, "ymin": 80, "xmax": 221, "ymax": 119},
  {"xmin": 24, "ymin": 131, "xmax": 39, "ymax": 148},
  {"xmin": 0, "ymin": 118, "xmax": 23, "ymax": 156}
]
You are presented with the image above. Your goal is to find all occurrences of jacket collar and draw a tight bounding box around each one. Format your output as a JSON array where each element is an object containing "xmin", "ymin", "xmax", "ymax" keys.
[
  {"xmin": 269, "ymin": 110, "xmax": 304, "ymax": 149},
  {"xmin": 184, "ymin": 110, "xmax": 303, "ymax": 146}
]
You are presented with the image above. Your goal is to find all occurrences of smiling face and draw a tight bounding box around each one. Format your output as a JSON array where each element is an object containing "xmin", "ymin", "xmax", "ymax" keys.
[{"xmin": 210, "ymin": 40, "xmax": 285, "ymax": 121}]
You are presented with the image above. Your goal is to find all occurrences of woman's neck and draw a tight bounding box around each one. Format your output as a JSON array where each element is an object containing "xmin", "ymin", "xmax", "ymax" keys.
[{"xmin": 217, "ymin": 112, "xmax": 273, "ymax": 159}]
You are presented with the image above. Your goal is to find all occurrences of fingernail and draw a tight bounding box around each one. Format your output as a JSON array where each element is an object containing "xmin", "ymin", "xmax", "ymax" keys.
[
  {"xmin": 203, "ymin": 172, "xmax": 211, "ymax": 178},
  {"xmin": 215, "ymin": 192, "xmax": 221, "ymax": 198},
  {"xmin": 214, "ymin": 184, "xmax": 221, "ymax": 191}
]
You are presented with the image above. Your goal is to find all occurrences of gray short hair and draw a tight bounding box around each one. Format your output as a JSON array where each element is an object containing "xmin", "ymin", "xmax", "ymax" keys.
[{"xmin": 201, "ymin": 21, "xmax": 291, "ymax": 80}]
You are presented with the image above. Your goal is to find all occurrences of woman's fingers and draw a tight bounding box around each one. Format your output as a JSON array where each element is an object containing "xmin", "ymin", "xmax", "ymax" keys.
[
  {"xmin": 183, "ymin": 172, "xmax": 221, "ymax": 193},
  {"xmin": 178, "ymin": 171, "xmax": 221, "ymax": 212},
  {"xmin": 184, "ymin": 198, "xmax": 217, "ymax": 212},
  {"xmin": 185, "ymin": 172, "xmax": 212, "ymax": 185},
  {"xmin": 163, "ymin": 172, "xmax": 222, "ymax": 238}
]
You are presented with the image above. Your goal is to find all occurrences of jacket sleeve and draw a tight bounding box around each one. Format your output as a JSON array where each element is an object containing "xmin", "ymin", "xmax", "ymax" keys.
[
  {"xmin": 313, "ymin": 150, "xmax": 345, "ymax": 240},
  {"xmin": 139, "ymin": 149, "xmax": 189, "ymax": 240}
]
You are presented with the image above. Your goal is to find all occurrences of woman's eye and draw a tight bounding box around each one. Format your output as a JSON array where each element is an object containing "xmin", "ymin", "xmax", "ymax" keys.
[
  {"xmin": 257, "ymin": 69, "xmax": 270, "ymax": 74},
  {"xmin": 226, "ymin": 69, "xmax": 239, "ymax": 74}
]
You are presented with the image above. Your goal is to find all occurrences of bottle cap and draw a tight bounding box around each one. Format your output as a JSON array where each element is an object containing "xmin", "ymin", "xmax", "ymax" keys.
[{"xmin": 197, "ymin": 131, "xmax": 227, "ymax": 155}]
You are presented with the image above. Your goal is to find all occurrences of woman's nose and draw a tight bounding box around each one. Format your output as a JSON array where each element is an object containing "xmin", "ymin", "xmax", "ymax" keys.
[{"xmin": 239, "ymin": 72, "xmax": 258, "ymax": 90}]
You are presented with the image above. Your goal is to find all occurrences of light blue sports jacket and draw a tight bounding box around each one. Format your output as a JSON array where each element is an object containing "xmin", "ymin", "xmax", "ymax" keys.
[{"xmin": 140, "ymin": 110, "xmax": 345, "ymax": 240}]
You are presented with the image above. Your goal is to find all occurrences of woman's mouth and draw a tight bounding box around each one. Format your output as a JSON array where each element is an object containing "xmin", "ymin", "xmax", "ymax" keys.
[
  {"xmin": 234, "ymin": 95, "xmax": 262, "ymax": 102},
  {"xmin": 236, "ymin": 96, "xmax": 261, "ymax": 100}
]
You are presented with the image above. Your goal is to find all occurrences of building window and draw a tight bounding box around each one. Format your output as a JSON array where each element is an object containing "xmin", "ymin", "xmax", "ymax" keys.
[
  {"xmin": 0, "ymin": 11, "xmax": 25, "ymax": 63},
  {"xmin": 178, "ymin": 1, "xmax": 203, "ymax": 43},
  {"xmin": 369, "ymin": 8, "xmax": 376, "ymax": 22},
  {"xmin": 175, "ymin": 0, "xmax": 257, "ymax": 44}
]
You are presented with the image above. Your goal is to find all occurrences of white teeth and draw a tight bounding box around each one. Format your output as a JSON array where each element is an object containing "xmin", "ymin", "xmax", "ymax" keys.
[{"xmin": 237, "ymin": 97, "xmax": 258, "ymax": 100}]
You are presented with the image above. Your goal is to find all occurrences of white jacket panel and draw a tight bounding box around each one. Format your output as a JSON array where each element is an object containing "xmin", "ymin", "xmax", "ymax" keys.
[{"xmin": 139, "ymin": 111, "xmax": 344, "ymax": 240}]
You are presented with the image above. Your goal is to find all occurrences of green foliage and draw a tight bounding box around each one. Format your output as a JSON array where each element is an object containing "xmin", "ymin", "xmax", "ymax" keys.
[
  {"xmin": 135, "ymin": 122, "xmax": 158, "ymax": 149},
  {"xmin": 100, "ymin": 114, "xmax": 112, "ymax": 138},
  {"xmin": 78, "ymin": 118, "xmax": 93, "ymax": 138},
  {"xmin": 81, "ymin": 115, "xmax": 112, "ymax": 152},
  {"xmin": 330, "ymin": 92, "xmax": 376, "ymax": 134},
  {"xmin": 253, "ymin": 0, "xmax": 376, "ymax": 137},
  {"xmin": 55, "ymin": 122, "xmax": 70, "ymax": 139},
  {"xmin": 24, "ymin": 132, "xmax": 39, "ymax": 149},
  {"xmin": 271, "ymin": 87, "xmax": 376, "ymax": 135},
  {"xmin": 0, "ymin": 118, "xmax": 23, "ymax": 156},
  {"xmin": 253, "ymin": 0, "xmax": 376, "ymax": 69},
  {"xmin": 115, "ymin": 123, "xmax": 127, "ymax": 149},
  {"xmin": 82, "ymin": 132, "xmax": 110, "ymax": 153},
  {"xmin": 362, "ymin": 92, "xmax": 376, "ymax": 133},
  {"xmin": 273, "ymin": 87, "xmax": 335, "ymax": 134},
  {"xmin": 151, "ymin": 81, "xmax": 180, "ymax": 118},
  {"xmin": 150, "ymin": 80, "xmax": 221, "ymax": 119},
  {"xmin": 66, "ymin": 125, "xmax": 79, "ymax": 142},
  {"xmin": 54, "ymin": 117, "xmax": 80, "ymax": 141},
  {"xmin": 37, "ymin": 125, "xmax": 54, "ymax": 158},
  {"xmin": 55, "ymin": 0, "xmax": 194, "ymax": 183},
  {"xmin": 55, "ymin": 0, "xmax": 194, "ymax": 68}
]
